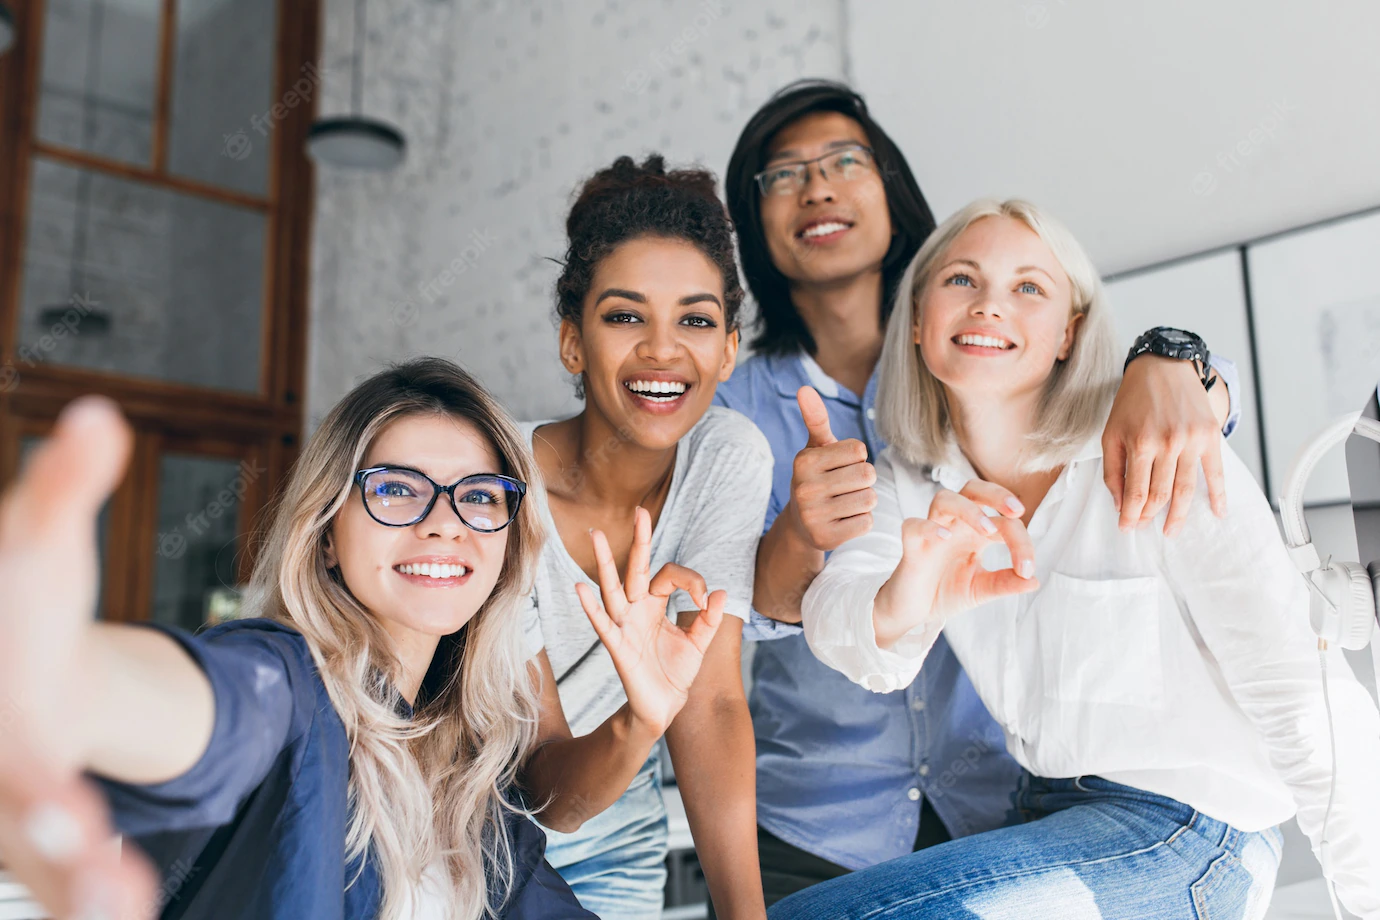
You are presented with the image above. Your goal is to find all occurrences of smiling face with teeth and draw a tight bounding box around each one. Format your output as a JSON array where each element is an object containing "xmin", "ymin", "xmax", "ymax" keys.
[
  {"xmin": 326, "ymin": 413, "xmax": 512, "ymax": 653},
  {"xmin": 914, "ymin": 216, "xmax": 1082, "ymax": 402},
  {"xmin": 558, "ymin": 235, "xmax": 738, "ymax": 451},
  {"xmin": 759, "ymin": 111, "xmax": 892, "ymax": 288}
]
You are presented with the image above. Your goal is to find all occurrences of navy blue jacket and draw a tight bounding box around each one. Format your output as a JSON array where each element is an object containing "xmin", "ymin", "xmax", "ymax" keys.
[{"xmin": 97, "ymin": 619, "xmax": 595, "ymax": 919}]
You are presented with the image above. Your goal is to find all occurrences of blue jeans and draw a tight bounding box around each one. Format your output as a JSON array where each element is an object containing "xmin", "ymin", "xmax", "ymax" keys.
[
  {"xmin": 769, "ymin": 774, "xmax": 1283, "ymax": 920},
  {"xmin": 544, "ymin": 751, "xmax": 668, "ymax": 920}
]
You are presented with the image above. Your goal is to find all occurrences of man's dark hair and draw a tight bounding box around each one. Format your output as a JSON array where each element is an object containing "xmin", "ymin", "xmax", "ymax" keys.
[{"xmin": 725, "ymin": 79, "xmax": 937, "ymax": 356}]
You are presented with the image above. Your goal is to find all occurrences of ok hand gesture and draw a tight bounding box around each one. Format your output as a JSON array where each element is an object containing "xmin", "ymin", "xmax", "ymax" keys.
[
  {"xmin": 872, "ymin": 480, "xmax": 1040, "ymax": 648},
  {"xmin": 575, "ymin": 507, "xmax": 726, "ymax": 736}
]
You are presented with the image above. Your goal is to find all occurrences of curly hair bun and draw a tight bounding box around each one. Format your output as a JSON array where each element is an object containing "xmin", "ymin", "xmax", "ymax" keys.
[
  {"xmin": 566, "ymin": 154, "xmax": 726, "ymax": 239},
  {"xmin": 556, "ymin": 153, "xmax": 744, "ymax": 345}
]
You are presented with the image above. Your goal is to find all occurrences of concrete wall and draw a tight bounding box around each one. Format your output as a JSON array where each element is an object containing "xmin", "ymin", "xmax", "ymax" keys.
[{"xmin": 306, "ymin": 0, "xmax": 845, "ymax": 427}]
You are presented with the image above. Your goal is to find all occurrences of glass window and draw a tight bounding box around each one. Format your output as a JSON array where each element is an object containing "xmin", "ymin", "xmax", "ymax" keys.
[
  {"xmin": 168, "ymin": 0, "xmax": 280, "ymax": 195},
  {"xmin": 36, "ymin": 0, "xmax": 162, "ymax": 165},
  {"xmin": 18, "ymin": 158, "xmax": 267, "ymax": 392},
  {"xmin": 151, "ymin": 453, "xmax": 247, "ymax": 631}
]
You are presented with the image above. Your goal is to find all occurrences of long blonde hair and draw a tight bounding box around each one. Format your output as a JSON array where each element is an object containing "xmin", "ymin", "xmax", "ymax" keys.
[
  {"xmin": 877, "ymin": 198, "xmax": 1120, "ymax": 471},
  {"xmin": 241, "ymin": 357, "xmax": 544, "ymax": 919}
]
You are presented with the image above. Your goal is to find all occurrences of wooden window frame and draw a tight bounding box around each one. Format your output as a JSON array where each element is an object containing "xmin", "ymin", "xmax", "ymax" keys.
[{"xmin": 0, "ymin": 0, "xmax": 321, "ymax": 621}]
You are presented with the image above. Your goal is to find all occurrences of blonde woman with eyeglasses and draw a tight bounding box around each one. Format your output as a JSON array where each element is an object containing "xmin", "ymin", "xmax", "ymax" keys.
[{"xmin": 0, "ymin": 357, "xmax": 729, "ymax": 920}]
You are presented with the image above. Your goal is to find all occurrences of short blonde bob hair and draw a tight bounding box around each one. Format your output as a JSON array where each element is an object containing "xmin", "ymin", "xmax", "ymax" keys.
[{"xmin": 877, "ymin": 198, "xmax": 1119, "ymax": 472}]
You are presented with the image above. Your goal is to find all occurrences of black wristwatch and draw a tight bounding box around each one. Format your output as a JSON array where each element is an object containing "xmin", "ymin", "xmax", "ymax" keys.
[{"xmin": 1124, "ymin": 326, "xmax": 1216, "ymax": 392}]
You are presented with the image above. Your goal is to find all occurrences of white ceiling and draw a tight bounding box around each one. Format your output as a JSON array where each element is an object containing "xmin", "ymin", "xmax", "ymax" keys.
[{"xmin": 847, "ymin": 0, "xmax": 1380, "ymax": 275}]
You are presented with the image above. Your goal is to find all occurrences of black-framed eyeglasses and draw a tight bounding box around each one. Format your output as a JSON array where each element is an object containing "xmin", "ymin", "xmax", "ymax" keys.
[
  {"xmin": 754, "ymin": 143, "xmax": 877, "ymax": 197},
  {"xmin": 354, "ymin": 466, "xmax": 527, "ymax": 532}
]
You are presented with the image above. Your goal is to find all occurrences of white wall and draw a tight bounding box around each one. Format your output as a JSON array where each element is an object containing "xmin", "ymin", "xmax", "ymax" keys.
[
  {"xmin": 308, "ymin": 0, "xmax": 1380, "ymax": 420},
  {"xmin": 307, "ymin": 0, "xmax": 1380, "ymax": 423},
  {"xmin": 307, "ymin": 0, "xmax": 845, "ymax": 426},
  {"xmin": 846, "ymin": 0, "xmax": 1380, "ymax": 275}
]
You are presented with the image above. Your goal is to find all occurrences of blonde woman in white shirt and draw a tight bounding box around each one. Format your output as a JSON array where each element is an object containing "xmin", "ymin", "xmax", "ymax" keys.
[{"xmin": 771, "ymin": 199, "xmax": 1380, "ymax": 920}]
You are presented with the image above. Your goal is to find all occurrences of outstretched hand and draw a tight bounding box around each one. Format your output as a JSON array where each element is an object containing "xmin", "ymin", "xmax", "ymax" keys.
[
  {"xmin": 575, "ymin": 507, "xmax": 726, "ymax": 736},
  {"xmin": 872, "ymin": 480, "xmax": 1040, "ymax": 648},
  {"xmin": 0, "ymin": 397, "xmax": 159, "ymax": 919}
]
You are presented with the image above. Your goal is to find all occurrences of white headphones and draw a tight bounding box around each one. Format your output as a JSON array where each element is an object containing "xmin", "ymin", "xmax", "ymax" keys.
[
  {"xmin": 1279, "ymin": 411, "xmax": 1380, "ymax": 651},
  {"xmin": 1279, "ymin": 412, "xmax": 1380, "ymax": 918}
]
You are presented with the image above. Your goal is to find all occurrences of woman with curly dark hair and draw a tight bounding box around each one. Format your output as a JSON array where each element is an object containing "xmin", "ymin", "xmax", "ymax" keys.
[{"xmin": 515, "ymin": 154, "xmax": 772, "ymax": 919}]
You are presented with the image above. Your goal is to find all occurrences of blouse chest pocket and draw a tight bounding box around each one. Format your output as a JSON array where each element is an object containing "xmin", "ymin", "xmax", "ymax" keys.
[{"xmin": 1035, "ymin": 572, "xmax": 1165, "ymax": 710}]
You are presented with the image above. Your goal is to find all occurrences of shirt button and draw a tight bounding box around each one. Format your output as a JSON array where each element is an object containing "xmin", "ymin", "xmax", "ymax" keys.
[
  {"xmin": 910, "ymin": 698, "xmax": 926, "ymax": 712},
  {"xmin": 919, "ymin": 765, "xmax": 931, "ymax": 778},
  {"xmin": 866, "ymin": 407, "xmax": 877, "ymax": 420},
  {"xmin": 907, "ymin": 787, "xmax": 921, "ymax": 801}
]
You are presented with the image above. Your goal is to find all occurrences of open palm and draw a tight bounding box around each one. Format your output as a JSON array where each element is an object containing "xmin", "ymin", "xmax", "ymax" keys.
[
  {"xmin": 575, "ymin": 507, "xmax": 725, "ymax": 735},
  {"xmin": 0, "ymin": 397, "xmax": 158, "ymax": 919}
]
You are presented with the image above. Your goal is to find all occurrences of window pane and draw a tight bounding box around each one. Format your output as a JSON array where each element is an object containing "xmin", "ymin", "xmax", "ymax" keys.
[
  {"xmin": 152, "ymin": 454, "xmax": 247, "ymax": 631},
  {"xmin": 20, "ymin": 436, "xmax": 111, "ymax": 619},
  {"xmin": 18, "ymin": 158, "xmax": 266, "ymax": 393},
  {"xmin": 168, "ymin": 0, "xmax": 279, "ymax": 195},
  {"xmin": 36, "ymin": 0, "xmax": 161, "ymax": 165}
]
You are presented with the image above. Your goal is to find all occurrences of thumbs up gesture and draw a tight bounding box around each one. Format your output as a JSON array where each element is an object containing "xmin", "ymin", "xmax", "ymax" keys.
[{"xmin": 786, "ymin": 386, "xmax": 878, "ymax": 552}]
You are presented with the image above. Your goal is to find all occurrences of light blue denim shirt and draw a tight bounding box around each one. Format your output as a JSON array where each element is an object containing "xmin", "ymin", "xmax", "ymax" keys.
[{"xmin": 714, "ymin": 348, "xmax": 1241, "ymax": 871}]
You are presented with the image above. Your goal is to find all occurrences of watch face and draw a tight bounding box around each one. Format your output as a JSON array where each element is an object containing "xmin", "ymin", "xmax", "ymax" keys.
[{"xmin": 1159, "ymin": 329, "xmax": 1195, "ymax": 346}]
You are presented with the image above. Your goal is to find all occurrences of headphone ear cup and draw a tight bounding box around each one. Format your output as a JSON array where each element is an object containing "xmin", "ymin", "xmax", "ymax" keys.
[
  {"xmin": 1336, "ymin": 561, "xmax": 1377, "ymax": 650},
  {"xmin": 1308, "ymin": 561, "xmax": 1378, "ymax": 651}
]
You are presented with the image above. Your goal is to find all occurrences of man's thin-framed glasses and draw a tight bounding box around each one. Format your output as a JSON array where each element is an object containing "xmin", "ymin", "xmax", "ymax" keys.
[
  {"xmin": 754, "ymin": 143, "xmax": 878, "ymax": 197},
  {"xmin": 354, "ymin": 466, "xmax": 526, "ymax": 532}
]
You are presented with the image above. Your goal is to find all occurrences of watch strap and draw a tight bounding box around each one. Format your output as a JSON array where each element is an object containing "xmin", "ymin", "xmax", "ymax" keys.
[{"xmin": 1124, "ymin": 327, "xmax": 1215, "ymax": 391}]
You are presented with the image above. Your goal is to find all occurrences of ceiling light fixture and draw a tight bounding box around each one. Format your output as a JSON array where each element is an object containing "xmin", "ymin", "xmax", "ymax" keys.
[{"xmin": 306, "ymin": 0, "xmax": 405, "ymax": 170}]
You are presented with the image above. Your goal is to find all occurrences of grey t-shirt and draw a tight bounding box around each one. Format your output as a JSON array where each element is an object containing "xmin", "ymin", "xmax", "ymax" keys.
[{"xmin": 519, "ymin": 407, "xmax": 773, "ymax": 737}]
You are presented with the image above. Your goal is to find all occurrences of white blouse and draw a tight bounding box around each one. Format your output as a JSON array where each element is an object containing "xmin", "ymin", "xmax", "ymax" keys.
[
  {"xmin": 399, "ymin": 861, "xmax": 449, "ymax": 920},
  {"xmin": 802, "ymin": 437, "xmax": 1380, "ymax": 917}
]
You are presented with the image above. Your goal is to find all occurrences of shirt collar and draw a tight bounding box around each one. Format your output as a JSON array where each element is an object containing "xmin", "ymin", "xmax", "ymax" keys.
[
  {"xmin": 765, "ymin": 350, "xmax": 863, "ymax": 407},
  {"xmin": 929, "ymin": 446, "xmax": 978, "ymax": 494},
  {"xmin": 798, "ymin": 351, "xmax": 840, "ymax": 399},
  {"xmin": 764, "ymin": 350, "xmax": 812, "ymax": 399},
  {"xmin": 929, "ymin": 435, "xmax": 1103, "ymax": 493},
  {"xmin": 1071, "ymin": 436, "xmax": 1104, "ymax": 464}
]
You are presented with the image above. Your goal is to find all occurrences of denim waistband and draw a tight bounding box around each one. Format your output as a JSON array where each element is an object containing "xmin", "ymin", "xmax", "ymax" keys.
[{"xmin": 1014, "ymin": 772, "xmax": 1272, "ymax": 859}]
